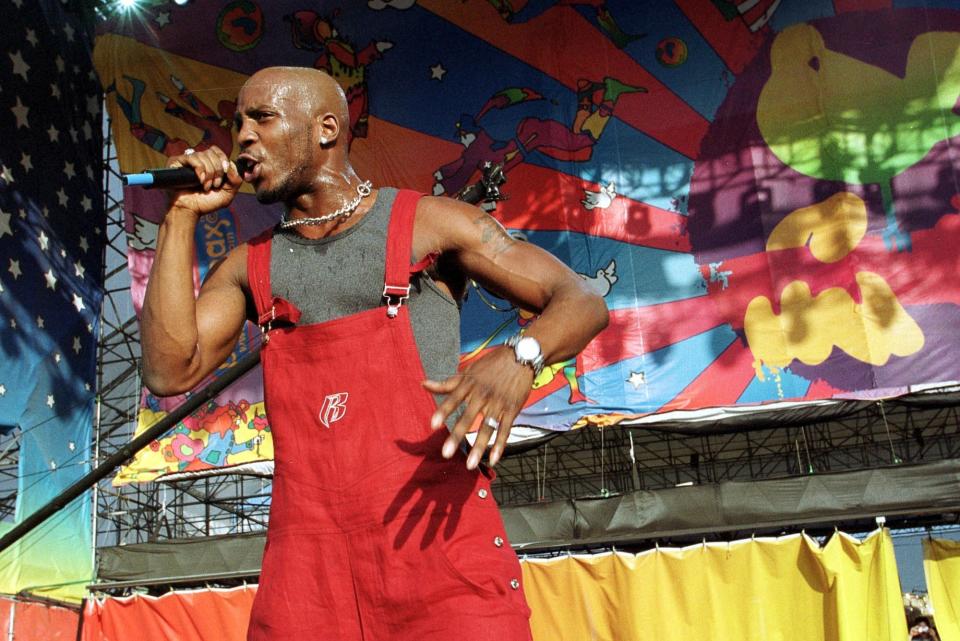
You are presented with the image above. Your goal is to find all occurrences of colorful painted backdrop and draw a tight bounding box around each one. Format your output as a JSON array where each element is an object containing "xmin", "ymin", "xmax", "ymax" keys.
[{"xmin": 95, "ymin": 0, "xmax": 960, "ymax": 482}]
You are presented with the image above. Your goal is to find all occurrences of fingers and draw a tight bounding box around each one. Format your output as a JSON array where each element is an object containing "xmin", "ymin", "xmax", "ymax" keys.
[
  {"xmin": 166, "ymin": 146, "xmax": 232, "ymax": 192},
  {"xmin": 425, "ymin": 376, "xmax": 464, "ymax": 429},
  {"xmin": 443, "ymin": 396, "xmax": 483, "ymax": 461},
  {"xmin": 488, "ymin": 407, "xmax": 517, "ymax": 467}
]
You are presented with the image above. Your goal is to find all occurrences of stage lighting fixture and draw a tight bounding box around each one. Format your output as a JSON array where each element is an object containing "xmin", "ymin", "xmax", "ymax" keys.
[
  {"xmin": 173, "ymin": 0, "xmax": 190, "ymax": 5},
  {"xmin": 117, "ymin": 0, "xmax": 138, "ymax": 8}
]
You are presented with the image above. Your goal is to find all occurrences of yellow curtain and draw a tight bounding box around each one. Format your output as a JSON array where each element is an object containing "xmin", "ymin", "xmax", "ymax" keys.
[
  {"xmin": 923, "ymin": 538, "xmax": 960, "ymax": 641},
  {"xmin": 520, "ymin": 529, "xmax": 906, "ymax": 641}
]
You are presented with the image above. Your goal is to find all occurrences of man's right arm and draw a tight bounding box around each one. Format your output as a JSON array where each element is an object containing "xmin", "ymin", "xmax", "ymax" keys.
[{"xmin": 140, "ymin": 146, "xmax": 247, "ymax": 396}]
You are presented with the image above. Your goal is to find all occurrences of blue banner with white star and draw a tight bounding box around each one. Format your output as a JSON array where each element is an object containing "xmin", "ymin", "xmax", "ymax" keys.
[{"xmin": 0, "ymin": 0, "xmax": 104, "ymax": 602}]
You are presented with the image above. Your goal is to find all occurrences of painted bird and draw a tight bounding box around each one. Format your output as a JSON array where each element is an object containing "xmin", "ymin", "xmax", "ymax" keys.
[{"xmin": 757, "ymin": 23, "xmax": 960, "ymax": 251}]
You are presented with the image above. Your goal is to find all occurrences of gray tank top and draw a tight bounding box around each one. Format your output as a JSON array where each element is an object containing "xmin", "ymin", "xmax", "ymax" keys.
[{"xmin": 270, "ymin": 187, "xmax": 461, "ymax": 387}]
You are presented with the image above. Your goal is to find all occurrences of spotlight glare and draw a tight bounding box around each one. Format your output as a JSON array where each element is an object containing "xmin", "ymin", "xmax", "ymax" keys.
[
  {"xmin": 118, "ymin": 0, "xmax": 137, "ymax": 9},
  {"xmin": 173, "ymin": 0, "xmax": 190, "ymax": 5}
]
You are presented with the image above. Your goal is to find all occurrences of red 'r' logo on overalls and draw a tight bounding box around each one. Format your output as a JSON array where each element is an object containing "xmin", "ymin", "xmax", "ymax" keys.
[{"xmin": 318, "ymin": 392, "xmax": 349, "ymax": 428}]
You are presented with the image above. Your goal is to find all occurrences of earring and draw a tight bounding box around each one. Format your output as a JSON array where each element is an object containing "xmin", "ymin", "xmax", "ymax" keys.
[{"xmin": 320, "ymin": 136, "xmax": 329, "ymax": 145}]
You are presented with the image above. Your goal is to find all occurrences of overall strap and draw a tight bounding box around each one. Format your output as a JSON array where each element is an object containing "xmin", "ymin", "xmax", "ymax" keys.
[
  {"xmin": 382, "ymin": 189, "xmax": 430, "ymax": 318},
  {"xmin": 247, "ymin": 230, "xmax": 301, "ymax": 334}
]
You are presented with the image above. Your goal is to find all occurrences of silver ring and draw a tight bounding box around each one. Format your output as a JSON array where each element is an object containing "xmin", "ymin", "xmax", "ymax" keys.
[
  {"xmin": 484, "ymin": 416, "xmax": 500, "ymax": 430},
  {"xmin": 183, "ymin": 148, "xmax": 195, "ymax": 155}
]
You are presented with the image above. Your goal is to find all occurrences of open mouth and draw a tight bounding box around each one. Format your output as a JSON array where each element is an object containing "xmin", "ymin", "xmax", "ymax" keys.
[{"xmin": 237, "ymin": 155, "xmax": 262, "ymax": 183}]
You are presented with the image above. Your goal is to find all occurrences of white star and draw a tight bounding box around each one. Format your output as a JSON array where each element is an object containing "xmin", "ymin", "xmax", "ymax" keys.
[
  {"xmin": 627, "ymin": 371, "xmax": 646, "ymax": 390},
  {"xmin": 25, "ymin": 28, "xmax": 37, "ymax": 47},
  {"xmin": 86, "ymin": 322, "xmax": 93, "ymax": 333},
  {"xmin": 0, "ymin": 385, "xmax": 5, "ymax": 396},
  {"xmin": 8, "ymin": 260, "xmax": 21, "ymax": 279},
  {"xmin": 11, "ymin": 97, "xmax": 29, "ymax": 129},
  {"xmin": 64, "ymin": 161, "xmax": 75, "ymax": 180},
  {"xmin": 80, "ymin": 195, "xmax": 92, "ymax": 211},
  {"xmin": 11, "ymin": 0, "xmax": 21, "ymax": 7},
  {"xmin": 20, "ymin": 152, "xmax": 31, "ymax": 173},
  {"xmin": 68, "ymin": 126, "xmax": 78, "ymax": 143},
  {"xmin": 59, "ymin": 249, "xmax": 65, "ymax": 258},
  {"xmin": 154, "ymin": 11, "xmax": 171, "ymax": 28},
  {"xmin": 46, "ymin": 395, "xmax": 54, "ymax": 408},
  {"xmin": 43, "ymin": 269, "xmax": 56, "ymax": 290},
  {"xmin": 82, "ymin": 121, "xmax": 92, "ymax": 141},
  {"xmin": 84, "ymin": 382, "xmax": 90, "ymax": 391},
  {"xmin": 78, "ymin": 236, "xmax": 88, "ymax": 252},
  {"xmin": 41, "ymin": 205, "xmax": 49, "ymax": 218},
  {"xmin": 9, "ymin": 50, "xmax": 29, "ymax": 81},
  {"xmin": 63, "ymin": 22, "xmax": 75, "ymax": 42},
  {"xmin": 0, "ymin": 210, "xmax": 11, "ymax": 239},
  {"xmin": 72, "ymin": 64, "xmax": 80, "ymax": 75},
  {"xmin": 50, "ymin": 83, "xmax": 60, "ymax": 99},
  {"xmin": 74, "ymin": 260, "xmax": 85, "ymax": 279},
  {"xmin": 0, "ymin": 166, "xmax": 11, "ymax": 185},
  {"xmin": 72, "ymin": 293, "xmax": 85, "ymax": 312},
  {"xmin": 9, "ymin": 319, "xmax": 16, "ymax": 330},
  {"xmin": 72, "ymin": 337, "xmax": 81, "ymax": 354},
  {"xmin": 55, "ymin": 56, "xmax": 64, "ymax": 73},
  {"xmin": 57, "ymin": 188, "xmax": 68, "ymax": 207},
  {"xmin": 47, "ymin": 124, "xmax": 59, "ymax": 142},
  {"xmin": 430, "ymin": 63, "xmax": 446, "ymax": 80},
  {"xmin": 38, "ymin": 230, "xmax": 49, "ymax": 251},
  {"xmin": 53, "ymin": 352, "xmax": 61, "ymax": 363},
  {"xmin": 17, "ymin": 209, "xmax": 25, "ymax": 219},
  {"xmin": 36, "ymin": 316, "xmax": 44, "ymax": 329},
  {"xmin": 86, "ymin": 94, "xmax": 99, "ymax": 117},
  {"xmin": 85, "ymin": 166, "xmax": 94, "ymax": 181}
]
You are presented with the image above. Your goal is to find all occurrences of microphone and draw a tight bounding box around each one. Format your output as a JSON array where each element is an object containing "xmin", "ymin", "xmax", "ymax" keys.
[{"xmin": 122, "ymin": 159, "xmax": 246, "ymax": 190}]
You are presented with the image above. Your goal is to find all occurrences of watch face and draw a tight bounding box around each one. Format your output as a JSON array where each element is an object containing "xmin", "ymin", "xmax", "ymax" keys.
[{"xmin": 515, "ymin": 336, "xmax": 541, "ymax": 360}]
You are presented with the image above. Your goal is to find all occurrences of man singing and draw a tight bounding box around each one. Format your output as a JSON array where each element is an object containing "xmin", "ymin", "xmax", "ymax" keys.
[{"xmin": 141, "ymin": 66, "xmax": 608, "ymax": 640}]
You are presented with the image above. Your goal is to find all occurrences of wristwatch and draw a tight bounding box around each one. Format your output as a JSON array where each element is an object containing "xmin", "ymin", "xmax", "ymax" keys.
[{"xmin": 506, "ymin": 333, "xmax": 545, "ymax": 377}]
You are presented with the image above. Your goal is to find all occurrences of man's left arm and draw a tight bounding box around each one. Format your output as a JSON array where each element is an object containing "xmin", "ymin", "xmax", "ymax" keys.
[{"xmin": 420, "ymin": 197, "xmax": 609, "ymax": 469}]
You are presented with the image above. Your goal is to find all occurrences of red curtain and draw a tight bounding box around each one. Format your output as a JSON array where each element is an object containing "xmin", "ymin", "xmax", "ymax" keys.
[
  {"xmin": 0, "ymin": 597, "xmax": 80, "ymax": 640},
  {"xmin": 82, "ymin": 586, "xmax": 256, "ymax": 641}
]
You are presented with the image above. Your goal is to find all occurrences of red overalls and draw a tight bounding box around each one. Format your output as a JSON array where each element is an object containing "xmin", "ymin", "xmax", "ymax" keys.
[{"xmin": 245, "ymin": 190, "xmax": 532, "ymax": 640}]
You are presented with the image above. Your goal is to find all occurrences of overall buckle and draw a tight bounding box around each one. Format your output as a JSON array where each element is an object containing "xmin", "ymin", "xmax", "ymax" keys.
[{"xmin": 382, "ymin": 284, "xmax": 410, "ymax": 318}]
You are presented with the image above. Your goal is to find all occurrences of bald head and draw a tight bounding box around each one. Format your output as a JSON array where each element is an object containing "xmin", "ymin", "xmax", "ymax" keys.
[{"xmin": 241, "ymin": 66, "xmax": 349, "ymax": 135}]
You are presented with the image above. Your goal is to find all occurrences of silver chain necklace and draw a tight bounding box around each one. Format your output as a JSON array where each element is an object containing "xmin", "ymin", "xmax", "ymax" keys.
[{"xmin": 279, "ymin": 180, "xmax": 373, "ymax": 229}]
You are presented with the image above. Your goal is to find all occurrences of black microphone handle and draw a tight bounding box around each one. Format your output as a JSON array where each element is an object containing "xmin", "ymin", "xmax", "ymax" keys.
[{"xmin": 122, "ymin": 159, "xmax": 245, "ymax": 190}]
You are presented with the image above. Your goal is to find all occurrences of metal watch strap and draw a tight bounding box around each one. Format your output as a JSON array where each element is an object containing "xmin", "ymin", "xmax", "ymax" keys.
[{"xmin": 506, "ymin": 333, "xmax": 545, "ymax": 378}]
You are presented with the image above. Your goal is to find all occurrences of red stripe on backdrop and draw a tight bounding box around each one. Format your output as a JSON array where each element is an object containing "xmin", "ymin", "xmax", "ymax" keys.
[
  {"xmin": 350, "ymin": 116, "xmax": 464, "ymax": 193},
  {"xmin": 674, "ymin": 0, "xmax": 769, "ymax": 75},
  {"xmin": 355, "ymin": 119, "xmax": 691, "ymax": 252},
  {"xmin": 580, "ymin": 296, "xmax": 729, "ymax": 373},
  {"xmin": 834, "ymin": 0, "xmax": 892, "ymax": 13},
  {"xmin": 658, "ymin": 339, "xmax": 757, "ymax": 412},
  {"xmin": 494, "ymin": 164, "xmax": 691, "ymax": 252},
  {"xmin": 420, "ymin": 1, "xmax": 709, "ymax": 159}
]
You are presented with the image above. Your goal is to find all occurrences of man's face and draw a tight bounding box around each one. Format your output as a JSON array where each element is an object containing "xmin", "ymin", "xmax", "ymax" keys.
[{"xmin": 235, "ymin": 75, "xmax": 316, "ymax": 204}]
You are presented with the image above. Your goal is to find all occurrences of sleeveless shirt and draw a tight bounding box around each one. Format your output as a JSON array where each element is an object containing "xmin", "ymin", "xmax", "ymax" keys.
[{"xmin": 269, "ymin": 187, "xmax": 461, "ymax": 386}]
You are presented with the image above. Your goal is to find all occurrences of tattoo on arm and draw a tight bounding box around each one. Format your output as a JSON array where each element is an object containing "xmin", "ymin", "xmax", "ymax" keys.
[{"xmin": 473, "ymin": 214, "xmax": 514, "ymax": 256}]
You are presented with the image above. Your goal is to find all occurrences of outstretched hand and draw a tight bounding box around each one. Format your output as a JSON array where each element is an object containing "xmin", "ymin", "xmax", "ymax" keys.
[{"xmin": 423, "ymin": 347, "xmax": 534, "ymax": 470}]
